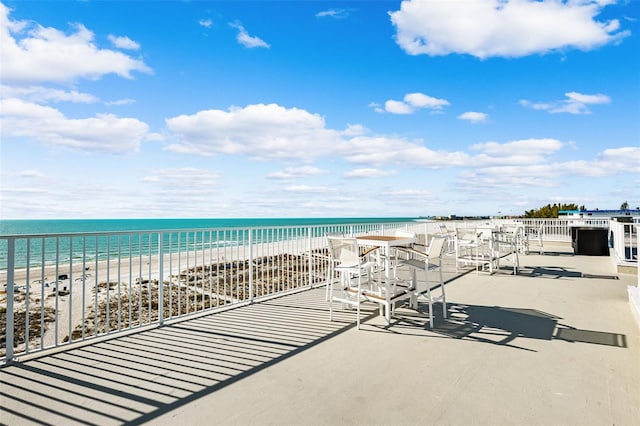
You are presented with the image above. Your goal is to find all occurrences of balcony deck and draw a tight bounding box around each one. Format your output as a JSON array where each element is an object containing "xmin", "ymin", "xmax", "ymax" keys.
[{"xmin": 1, "ymin": 243, "xmax": 639, "ymax": 426}]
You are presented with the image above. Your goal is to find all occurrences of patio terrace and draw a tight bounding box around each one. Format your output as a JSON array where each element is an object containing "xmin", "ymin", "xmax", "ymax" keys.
[{"xmin": 1, "ymin": 242, "xmax": 638, "ymax": 425}]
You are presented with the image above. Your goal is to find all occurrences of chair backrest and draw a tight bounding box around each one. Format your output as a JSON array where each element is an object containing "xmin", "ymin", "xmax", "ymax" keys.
[
  {"xmin": 428, "ymin": 236, "xmax": 447, "ymax": 260},
  {"xmin": 455, "ymin": 227, "xmax": 478, "ymax": 242},
  {"xmin": 477, "ymin": 227, "xmax": 495, "ymax": 241},
  {"xmin": 394, "ymin": 229, "xmax": 416, "ymax": 239},
  {"xmin": 438, "ymin": 223, "xmax": 453, "ymax": 236},
  {"xmin": 325, "ymin": 231, "xmax": 345, "ymax": 238},
  {"xmin": 326, "ymin": 236, "xmax": 360, "ymax": 264},
  {"xmin": 502, "ymin": 224, "xmax": 524, "ymax": 235}
]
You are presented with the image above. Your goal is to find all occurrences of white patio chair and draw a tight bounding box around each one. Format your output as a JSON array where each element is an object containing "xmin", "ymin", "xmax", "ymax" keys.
[
  {"xmin": 454, "ymin": 227, "xmax": 480, "ymax": 271},
  {"xmin": 492, "ymin": 227, "xmax": 520, "ymax": 275},
  {"xmin": 438, "ymin": 223, "xmax": 456, "ymax": 253},
  {"xmin": 396, "ymin": 236, "xmax": 448, "ymax": 328},
  {"xmin": 501, "ymin": 224, "xmax": 527, "ymax": 254},
  {"xmin": 324, "ymin": 232, "xmax": 345, "ymax": 301},
  {"xmin": 455, "ymin": 227, "xmax": 496, "ymax": 273},
  {"xmin": 360, "ymin": 272, "xmax": 415, "ymax": 326},
  {"xmin": 525, "ymin": 224, "xmax": 545, "ymax": 254},
  {"xmin": 387, "ymin": 229, "xmax": 418, "ymax": 273},
  {"xmin": 326, "ymin": 236, "xmax": 377, "ymax": 329}
]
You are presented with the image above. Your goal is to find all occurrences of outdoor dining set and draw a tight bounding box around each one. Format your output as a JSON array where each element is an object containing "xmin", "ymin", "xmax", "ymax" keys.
[{"xmin": 324, "ymin": 223, "xmax": 543, "ymax": 329}]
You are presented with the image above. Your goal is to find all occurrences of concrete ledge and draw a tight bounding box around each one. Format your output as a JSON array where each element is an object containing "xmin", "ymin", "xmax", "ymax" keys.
[
  {"xmin": 629, "ymin": 285, "xmax": 640, "ymax": 329},
  {"xmin": 618, "ymin": 263, "xmax": 638, "ymax": 276}
]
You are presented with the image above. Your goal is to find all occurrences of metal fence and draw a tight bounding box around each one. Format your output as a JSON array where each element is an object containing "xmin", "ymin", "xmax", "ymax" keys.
[
  {"xmin": 2, "ymin": 217, "xmax": 635, "ymax": 364},
  {"xmin": 0, "ymin": 221, "xmax": 417, "ymax": 363},
  {"xmin": 513, "ymin": 218, "xmax": 609, "ymax": 241},
  {"xmin": 608, "ymin": 220, "xmax": 639, "ymax": 265}
]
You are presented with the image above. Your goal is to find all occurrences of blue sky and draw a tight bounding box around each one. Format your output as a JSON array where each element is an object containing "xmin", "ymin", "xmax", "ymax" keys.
[{"xmin": 1, "ymin": 0, "xmax": 638, "ymax": 219}]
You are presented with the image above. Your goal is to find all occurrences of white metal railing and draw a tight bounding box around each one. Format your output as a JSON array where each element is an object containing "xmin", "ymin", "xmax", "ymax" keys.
[
  {"xmin": 609, "ymin": 219, "xmax": 638, "ymax": 265},
  {"xmin": 2, "ymin": 217, "xmax": 632, "ymax": 363},
  {"xmin": 0, "ymin": 221, "xmax": 422, "ymax": 363},
  {"xmin": 513, "ymin": 218, "xmax": 609, "ymax": 241}
]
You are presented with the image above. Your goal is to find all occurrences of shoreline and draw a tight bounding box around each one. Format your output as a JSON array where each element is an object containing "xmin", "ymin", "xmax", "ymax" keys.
[{"xmin": 1, "ymin": 235, "xmax": 330, "ymax": 356}]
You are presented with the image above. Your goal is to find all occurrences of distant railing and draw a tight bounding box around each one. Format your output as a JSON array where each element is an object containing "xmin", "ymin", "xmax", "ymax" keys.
[
  {"xmin": 0, "ymin": 221, "xmax": 417, "ymax": 363},
  {"xmin": 513, "ymin": 218, "xmax": 609, "ymax": 241},
  {"xmin": 427, "ymin": 218, "xmax": 607, "ymax": 242}
]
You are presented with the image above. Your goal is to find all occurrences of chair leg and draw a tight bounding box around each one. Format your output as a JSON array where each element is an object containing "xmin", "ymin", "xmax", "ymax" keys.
[
  {"xmin": 439, "ymin": 266, "xmax": 447, "ymax": 320},
  {"xmin": 410, "ymin": 268, "xmax": 418, "ymax": 309},
  {"xmin": 356, "ymin": 273, "xmax": 361, "ymax": 330},
  {"xmin": 426, "ymin": 284, "xmax": 433, "ymax": 329},
  {"xmin": 325, "ymin": 260, "xmax": 332, "ymax": 301},
  {"xmin": 328, "ymin": 280, "xmax": 334, "ymax": 322}
]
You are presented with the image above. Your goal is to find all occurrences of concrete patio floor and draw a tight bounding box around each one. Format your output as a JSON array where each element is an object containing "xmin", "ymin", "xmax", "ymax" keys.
[{"xmin": 1, "ymin": 244, "xmax": 639, "ymax": 425}]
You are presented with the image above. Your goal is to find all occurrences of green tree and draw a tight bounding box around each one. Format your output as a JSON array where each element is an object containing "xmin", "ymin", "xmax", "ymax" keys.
[
  {"xmin": 620, "ymin": 201, "xmax": 629, "ymax": 210},
  {"xmin": 524, "ymin": 203, "xmax": 584, "ymax": 218}
]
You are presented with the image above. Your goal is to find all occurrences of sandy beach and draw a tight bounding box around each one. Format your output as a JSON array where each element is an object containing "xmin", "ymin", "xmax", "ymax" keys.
[{"xmin": 1, "ymin": 236, "xmax": 330, "ymax": 357}]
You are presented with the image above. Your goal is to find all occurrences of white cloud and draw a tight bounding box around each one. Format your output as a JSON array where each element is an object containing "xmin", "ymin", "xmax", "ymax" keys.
[
  {"xmin": 471, "ymin": 138, "xmax": 563, "ymax": 156},
  {"xmin": 595, "ymin": 146, "xmax": 640, "ymax": 173},
  {"xmin": 0, "ymin": 97, "xmax": 151, "ymax": 153},
  {"xmin": 344, "ymin": 168, "xmax": 398, "ymax": 178},
  {"xmin": 380, "ymin": 188, "xmax": 432, "ymax": 199},
  {"xmin": 107, "ymin": 34, "xmax": 140, "ymax": 50},
  {"xmin": 13, "ymin": 169, "xmax": 44, "ymax": 178},
  {"xmin": 390, "ymin": 0, "xmax": 630, "ymax": 58},
  {"xmin": 566, "ymin": 92, "xmax": 610, "ymax": 104},
  {"xmin": 0, "ymin": 186, "xmax": 49, "ymax": 194},
  {"xmin": 229, "ymin": 22, "xmax": 270, "ymax": 49},
  {"xmin": 458, "ymin": 111, "xmax": 488, "ymax": 123},
  {"xmin": 267, "ymin": 166, "xmax": 327, "ymax": 179},
  {"xmin": 404, "ymin": 92, "xmax": 448, "ymax": 109},
  {"xmin": 165, "ymin": 103, "xmax": 341, "ymax": 160},
  {"xmin": 520, "ymin": 91, "xmax": 611, "ymax": 114},
  {"xmin": 368, "ymin": 102, "xmax": 385, "ymax": 113},
  {"xmin": 0, "ymin": 84, "xmax": 98, "ymax": 104},
  {"xmin": 0, "ymin": 3, "xmax": 152, "ymax": 83},
  {"xmin": 105, "ymin": 98, "xmax": 136, "ymax": 106},
  {"xmin": 199, "ymin": 19, "xmax": 213, "ymax": 28},
  {"xmin": 458, "ymin": 165, "xmax": 560, "ymax": 190},
  {"xmin": 380, "ymin": 92, "xmax": 450, "ymax": 114},
  {"xmin": 166, "ymin": 103, "xmax": 473, "ymax": 169},
  {"xmin": 470, "ymin": 138, "xmax": 563, "ymax": 165},
  {"xmin": 457, "ymin": 144, "xmax": 640, "ymax": 194},
  {"xmin": 341, "ymin": 124, "xmax": 368, "ymax": 136},
  {"xmin": 142, "ymin": 168, "xmax": 221, "ymax": 185},
  {"xmin": 316, "ymin": 9, "xmax": 353, "ymax": 19},
  {"xmin": 284, "ymin": 185, "xmax": 335, "ymax": 193},
  {"xmin": 384, "ymin": 99, "xmax": 414, "ymax": 114},
  {"xmin": 163, "ymin": 102, "xmax": 635, "ymax": 182},
  {"xmin": 345, "ymin": 135, "xmax": 470, "ymax": 168}
]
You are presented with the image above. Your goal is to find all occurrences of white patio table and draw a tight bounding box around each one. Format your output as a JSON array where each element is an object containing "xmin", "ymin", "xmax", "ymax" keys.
[
  {"xmin": 355, "ymin": 235, "xmax": 416, "ymax": 276},
  {"xmin": 355, "ymin": 234, "xmax": 417, "ymax": 323}
]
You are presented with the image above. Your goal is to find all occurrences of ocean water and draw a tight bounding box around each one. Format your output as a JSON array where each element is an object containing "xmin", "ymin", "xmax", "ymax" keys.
[
  {"xmin": 0, "ymin": 217, "xmax": 419, "ymax": 235},
  {"xmin": 0, "ymin": 217, "xmax": 419, "ymax": 270}
]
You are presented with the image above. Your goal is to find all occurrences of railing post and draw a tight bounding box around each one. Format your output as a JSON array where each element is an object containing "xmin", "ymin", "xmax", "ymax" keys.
[
  {"xmin": 5, "ymin": 238, "xmax": 15, "ymax": 364},
  {"xmin": 425, "ymin": 222, "xmax": 429, "ymax": 245},
  {"xmin": 626, "ymin": 223, "xmax": 634, "ymax": 262},
  {"xmin": 248, "ymin": 228, "xmax": 254, "ymax": 303},
  {"xmin": 636, "ymin": 224, "xmax": 639, "ymax": 288},
  {"xmin": 307, "ymin": 227, "xmax": 313, "ymax": 288},
  {"xmin": 158, "ymin": 233, "xmax": 164, "ymax": 326}
]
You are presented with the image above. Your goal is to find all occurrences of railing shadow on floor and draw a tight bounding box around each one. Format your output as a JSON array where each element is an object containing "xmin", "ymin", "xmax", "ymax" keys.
[{"xmin": 0, "ymin": 288, "xmax": 377, "ymax": 426}]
